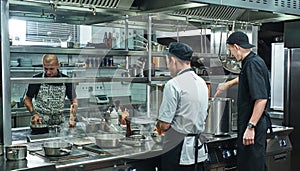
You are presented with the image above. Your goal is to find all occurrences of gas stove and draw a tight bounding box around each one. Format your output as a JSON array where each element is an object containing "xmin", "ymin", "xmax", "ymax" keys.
[
  {"xmin": 36, "ymin": 149, "xmax": 89, "ymax": 162},
  {"xmin": 205, "ymin": 136, "xmax": 237, "ymax": 170},
  {"xmin": 83, "ymin": 144, "xmax": 134, "ymax": 156}
]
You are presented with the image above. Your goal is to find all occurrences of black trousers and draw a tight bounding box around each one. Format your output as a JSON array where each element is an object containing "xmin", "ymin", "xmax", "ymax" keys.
[{"xmin": 237, "ymin": 114, "xmax": 268, "ymax": 171}]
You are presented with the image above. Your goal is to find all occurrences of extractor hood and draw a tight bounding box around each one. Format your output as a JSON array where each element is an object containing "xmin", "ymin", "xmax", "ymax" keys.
[
  {"xmin": 9, "ymin": 0, "xmax": 137, "ymax": 25},
  {"xmin": 8, "ymin": 0, "xmax": 300, "ymax": 26}
]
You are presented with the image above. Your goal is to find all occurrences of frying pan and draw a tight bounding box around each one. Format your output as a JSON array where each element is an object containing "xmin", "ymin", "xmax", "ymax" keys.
[{"xmin": 30, "ymin": 124, "xmax": 49, "ymax": 135}]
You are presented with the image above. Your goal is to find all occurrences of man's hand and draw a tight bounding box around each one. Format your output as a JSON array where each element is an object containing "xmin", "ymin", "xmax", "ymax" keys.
[
  {"xmin": 214, "ymin": 82, "xmax": 229, "ymax": 97},
  {"xmin": 155, "ymin": 120, "xmax": 170, "ymax": 135},
  {"xmin": 31, "ymin": 113, "xmax": 42, "ymax": 125},
  {"xmin": 68, "ymin": 120, "xmax": 76, "ymax": 127},
  {"xmin": 68, "ymin": 113, "xmax": 76, "ymax": 127},
  {"xmin": 214, "ymin": 78, "xmax": 239, "ymax": 97},
  {"xmin": 243, "ymin": 128, "xmax": 255, "ymax": 145},
  {"xmin": 70, "ymin": 104, "xmax": 78, "ymax": 115}
]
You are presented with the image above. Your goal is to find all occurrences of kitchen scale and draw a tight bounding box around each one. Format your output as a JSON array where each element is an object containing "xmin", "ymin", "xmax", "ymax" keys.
[{"xmin": 89, "ymin": 95, "xmax": 109, "ymax": 104}]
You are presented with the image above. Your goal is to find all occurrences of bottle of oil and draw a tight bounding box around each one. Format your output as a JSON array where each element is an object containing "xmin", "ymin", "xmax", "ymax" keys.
[{"xmin": 125, "ymin": 117, "xmax": 132, "ymax": 137}]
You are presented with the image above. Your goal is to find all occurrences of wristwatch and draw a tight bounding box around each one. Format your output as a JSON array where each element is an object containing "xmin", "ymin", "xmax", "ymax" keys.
[{"xmin": 247, "ymin": 122, "xmax": 256, "ymax": 129}]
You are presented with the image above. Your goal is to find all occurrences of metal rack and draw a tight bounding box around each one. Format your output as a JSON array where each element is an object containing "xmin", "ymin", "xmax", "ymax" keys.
[{"xmin": 10, "ymin": 46, "xmax": 165, "ymax": 57}]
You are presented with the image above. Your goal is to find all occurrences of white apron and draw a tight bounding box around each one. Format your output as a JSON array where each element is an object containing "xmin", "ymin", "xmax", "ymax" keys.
[{"xmin": 179, "ymin": 136, "xmax": 208, "ymax": 165}]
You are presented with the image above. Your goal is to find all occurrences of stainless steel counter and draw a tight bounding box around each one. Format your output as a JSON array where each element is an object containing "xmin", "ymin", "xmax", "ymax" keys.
[
  {"xmin": 0, "ymin": 153, "xmax": 55, "ymax": 171},
  {"xmin": 2, "ymin": 124, "xmax": 293, "ymax": 171}
]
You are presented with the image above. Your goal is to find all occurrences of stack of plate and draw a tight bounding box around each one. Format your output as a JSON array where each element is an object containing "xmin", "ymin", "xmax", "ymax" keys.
[
  {"xmin": 19, "ymin": 58, "xmax": 32, "ymax": 67},
  {"xmin": 10, "ymin": 60, "xmax": 19, "ymax": 67}
]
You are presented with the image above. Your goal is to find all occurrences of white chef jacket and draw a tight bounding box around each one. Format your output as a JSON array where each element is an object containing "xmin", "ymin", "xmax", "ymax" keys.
[{"xmin": 158, "ymin": 68, "xmax": 208, "ymax": 165}]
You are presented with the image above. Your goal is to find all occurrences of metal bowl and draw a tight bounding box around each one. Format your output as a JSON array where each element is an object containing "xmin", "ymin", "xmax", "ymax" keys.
[
  {"xmin": 95, "ymin": 134, "xmax": 124, "ymax": 148},
  {"xmin": 42, "ymin": 141, "xmax": 72, "ymax": 156},
  {"xmin": 5, "ymin": 145, "xmax": 27, "ymax": 160},
  {"xmin": 129, "ymin": 134, "xmax": 145, "ymax": 140}
]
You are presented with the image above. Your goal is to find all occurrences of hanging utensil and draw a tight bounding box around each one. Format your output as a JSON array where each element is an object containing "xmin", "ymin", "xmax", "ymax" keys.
[{"xmin": 218, "ymin": 23, "xmax": 241, "ymax": 74}]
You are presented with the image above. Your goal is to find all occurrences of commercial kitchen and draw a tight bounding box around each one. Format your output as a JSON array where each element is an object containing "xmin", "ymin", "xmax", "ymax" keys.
[{"xmin": 1, "ymin": 0, "xmax": 300, "ymax": 170}]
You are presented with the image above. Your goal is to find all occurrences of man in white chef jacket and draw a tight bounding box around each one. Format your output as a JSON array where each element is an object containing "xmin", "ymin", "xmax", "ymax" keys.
[{"xmin": 155, "ymin": 42, "xmax": 208, "ymax": 171}]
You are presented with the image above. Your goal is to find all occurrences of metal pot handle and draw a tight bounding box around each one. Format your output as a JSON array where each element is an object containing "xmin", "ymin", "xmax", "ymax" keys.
[{"xmin": 60, "ymin": 148, "xmax": 71, "ymax": 154}]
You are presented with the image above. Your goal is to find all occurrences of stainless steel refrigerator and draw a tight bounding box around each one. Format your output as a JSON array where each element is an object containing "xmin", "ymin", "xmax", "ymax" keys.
[{"xmin": 284, "ymin": 48, "xmax": 300, "ymax": 171}]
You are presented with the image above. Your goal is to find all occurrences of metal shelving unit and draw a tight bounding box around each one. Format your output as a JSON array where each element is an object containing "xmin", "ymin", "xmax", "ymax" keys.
[{"xmin": 10, "ymin": 46, "xmax": 165, "ymax": 57}]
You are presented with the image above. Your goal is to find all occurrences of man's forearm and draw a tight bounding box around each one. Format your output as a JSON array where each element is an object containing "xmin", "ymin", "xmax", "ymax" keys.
[
  {"xmin": 24, "ymin": 96, "xmax": 34, "ymax": 113},
  {"xmin": 227, "ymin": 77, "xmax": 239, "ymax": 88},
  {"xmin": 249, "ymin": 99, "xmax": 268, "ymax": 126}
]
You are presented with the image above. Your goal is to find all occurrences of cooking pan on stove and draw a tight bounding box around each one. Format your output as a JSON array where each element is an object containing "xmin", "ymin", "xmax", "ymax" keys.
[
  {"xmin": 42, "ymin": 141, "xmax": 72, "ymax": 156},
  {"xmin": 30, "ymin": 124, "xmax": 49, "ymax": 135}
]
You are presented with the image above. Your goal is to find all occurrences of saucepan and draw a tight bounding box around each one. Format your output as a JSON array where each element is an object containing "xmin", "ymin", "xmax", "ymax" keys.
[
  {"xmin": 42, "ymin": 141, "xmax": 72, "ymax": 156},
  {"xmin": 5, "ymin": 145, "xmax": 27, "ymax": 160}
]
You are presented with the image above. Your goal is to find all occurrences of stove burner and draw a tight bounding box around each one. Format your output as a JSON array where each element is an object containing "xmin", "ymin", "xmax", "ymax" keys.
[
  {"xmin": 83, "ymin": 144, "xmax": 133, "ymax": 156},
  {"xmin": 36, "ymin": 149, "xmax": 89, "ymax": 162}
]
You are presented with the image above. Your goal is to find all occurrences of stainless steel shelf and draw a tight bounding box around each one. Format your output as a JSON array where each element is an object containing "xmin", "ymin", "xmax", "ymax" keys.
[
  {"xmin": 10, "ymin": 76, "xmax": 171, "ymax": 84},
  {"xmin": 10, "ymin": 46, "xmax": 165, "ymax": 56},
  {"xmin": 10, "ymin": 77, "xmax": 151, "ymax": 84}
]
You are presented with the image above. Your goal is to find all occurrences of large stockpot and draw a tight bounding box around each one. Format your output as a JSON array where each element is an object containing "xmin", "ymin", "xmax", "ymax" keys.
[{"xmin": 204, "ymin": 97, "xmax": 233, "ymax": 135}]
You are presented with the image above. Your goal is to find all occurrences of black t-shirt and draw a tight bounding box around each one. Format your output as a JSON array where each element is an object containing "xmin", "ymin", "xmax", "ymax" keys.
[
  {"xmin": 237, "ymin": 51, "xmax": 270, "ymax": 124},
  {"xmin": 26, "ymin": 70, "xmax": 77, "ymax": 100}
]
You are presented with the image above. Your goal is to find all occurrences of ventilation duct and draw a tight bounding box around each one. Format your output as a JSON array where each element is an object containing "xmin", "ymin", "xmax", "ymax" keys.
[{"xmin": 18, "ymin": 0, "xmax": 134, "ymax": 10}]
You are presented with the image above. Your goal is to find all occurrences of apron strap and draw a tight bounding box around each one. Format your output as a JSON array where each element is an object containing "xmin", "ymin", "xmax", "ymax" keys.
[
  {"xmin": 187, "ymin": 134, "xmax": 205, "ymax": 171},
  {"xmin": 264, "ymin": 111, "xmax": 274, "ymax": 139}
]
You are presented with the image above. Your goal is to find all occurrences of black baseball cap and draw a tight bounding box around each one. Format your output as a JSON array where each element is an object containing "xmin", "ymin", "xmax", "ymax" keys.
[
  {"xmin": 226, "ymin": 31, "xmax": 255, "ymax": 49},
  {"xmin": 164, "ymin": 42, "xmax": 193, "ymax": 61}
]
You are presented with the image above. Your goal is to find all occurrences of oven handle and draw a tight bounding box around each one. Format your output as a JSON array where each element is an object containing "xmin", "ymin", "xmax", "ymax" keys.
[
  {"xmin": 225, "ymin": 166, "xmax": 237, "ymax": 170},
  {"xmin": 273, "ymin": 152, "xmax": 288, "ymax": 161}
]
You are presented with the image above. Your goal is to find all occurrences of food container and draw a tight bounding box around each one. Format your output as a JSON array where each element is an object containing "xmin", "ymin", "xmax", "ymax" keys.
[
  {"xmin": 5, "ymin": 145, "xmax": 27, "ymax": 160},
  {"xmin": 10, "ymin": 60, "xmax": 19, "ymax": 67},
  {"xmin": 61, "ymin": 41, "xmax": 74, "ymax": 48},
  {"xmin": 95, "ymin": 134, "xmax": 124, "ymax": 148},
  {"xmin": 42, "ymin": 141, "xmax": 72, "ymax": 156},
  {"xmin": 0, "ymin": 144, "xmax": 3, "ymax": 156}
]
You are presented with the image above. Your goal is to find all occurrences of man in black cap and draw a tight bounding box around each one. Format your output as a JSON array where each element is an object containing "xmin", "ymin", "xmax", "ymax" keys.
[
  {"xmin": 155, "ymin": 42, "xmax": 208, "ymax": 171},
  {"xmin": 215, "ymin": 31, "xmax": 270, "ymax": 171}
]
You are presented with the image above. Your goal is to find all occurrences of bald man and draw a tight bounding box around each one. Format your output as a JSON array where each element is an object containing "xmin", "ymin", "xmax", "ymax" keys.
[{"xmin": 24, "ymin": 54, "xmax": 78, "ymax": 128}]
